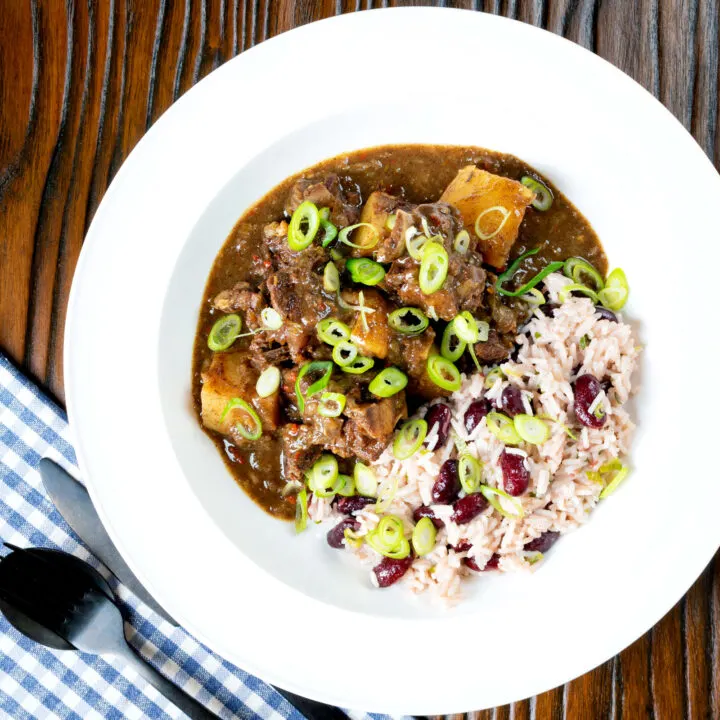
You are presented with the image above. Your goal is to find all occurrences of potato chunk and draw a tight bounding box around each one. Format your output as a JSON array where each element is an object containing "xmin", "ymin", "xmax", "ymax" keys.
[
  {"xmin": 440, "ymin": 166, "xmax": 534, "ymax": 268},
  {"xmin": 346, "ymin": 289, "xmax": 392, "ymax": 359},
  {"xmin": 350, "ymin": 191, "xmax": 399, "ymax": 258},
  {"xmin": 200, "ymin": 351, "xmax": 280, "ymax": 439}
]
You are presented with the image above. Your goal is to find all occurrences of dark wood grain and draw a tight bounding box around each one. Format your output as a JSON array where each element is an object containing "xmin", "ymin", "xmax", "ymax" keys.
[{"xmin": 1, "ymin": 2, "xmax": 718, "ymax": 717}]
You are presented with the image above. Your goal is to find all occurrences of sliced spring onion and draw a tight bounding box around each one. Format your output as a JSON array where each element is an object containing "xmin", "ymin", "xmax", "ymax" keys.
[
  {"xmin": 426, "ymin": 355, "xmax": 462, "ymax": 392},
  {"xmin": 295, "ymin": 488, "xmax": 308, "ymax": 533},
  {"xmin": 485, "ymin": 367, "xmax": 504, "ymax": 388},
  {"xmin": 476, "ymin": 320, "xmax": 490, "ymax": 342},
  {"xmin": 406, "ymin": 231, "xmax": 430, "ymax": 261},
  {"xmin": 412, "ymin": 517, "xmax": 437, "ymax": 556},
  {"xmin": 599, "ymin": 267, "xmax": 629, "ymax": 311},
  {"xmin": 332, "ymin": 340, "xmax": 358, "ymax": 367},
  {"xmin": 207, "ymin": 314, "xmax": 242, "ymax": 352},
  {"xmin": 513, "ymin": 414, "xmax": 550, "ymax": 445},
  {"xmin": 599, "ymin": 465, "xmax": 629, "ymax": 499},
  {"xmin": 346, "ymin": 258, "xmax": 386, "ymax": 286},
  {"xmin": 385, "ymin": 214, "xmax": 397, "ymax": 231},
  {"xmin": 387, "ymin": 307, "xmax": 429, "ymax": 335},
  {"xmin": 597, "ymin": 460, "xmax": 630, "ymax": 499},
  {"xmin": 318, "ymin": 391, "xmax": 346, "ymax": 417},
  {"xmin": 319, "ymin": 207, "xmax": 330, "ymax": 221},
  {"xmin": 520, "ymin": 288, "xmax": 546, "ymax": 305},
  {"xmin": 563, "ymin": 257, "xmax": 604, "ymax": 291},
  {"xmin": 374, "ymin": 474, "xmax": 399, "ymax": 513},
  {"xmin": 354, "ymin": 462, "xmax": 378, "ymax": 497},
  {"xmin": 256, "ymin": 366, "xmax": 281, "ymax": 398},
  {"xmin": 467, "ymin": 344, "xmax": 482, "ymax": 373},
  {"xmin": 341, "ymin": 355, "xmax": 374, "ymax": 374},
  {"xmin": 558, "ymin": 283, "xmax": 600, "ymax": 304},
  {"xmin": 323, "ymin": 261, "xmax": 340, "ymax": 292},
  {"xmin": 261, "ymin": 307, "xmax": 283, "ymax": 330},
  {"xmin": 336, "ymin": 290, "xmax": 377, "ymax": 316},
  {"xmin": 579, "ymin": 334, "xmax": 590, "ymax": 350},
  {"xmin": 308, "ymin": 454, "xmax": 339, "ymax": 497},
  {"xmin": 317, "ymin": 318, "xmax": 351, "ymax": 346},
  {"xmin": 220, "ymin": 398, "xmax": 262, "ymax": 440},
  {"xmin": 393, "ymin": 419, "xmax": 428, "ymax": 460},
  {"xmin": 419, "ymin": 243, "xmax": 449, "ymax": 294},
  {"xmin": 367, "ymin": 515, "xmax": 410, "ymax": 559},
  {"xmin": 454, "ymin": 311, "xmax": 480, "ymax": 344},
  {"xmin": 458, "ymin": 454, "xmax": 484, "ymax": 494},
  {"xmin": 338, "ymin": 223, "xmax": 379, "ymax": 250},
  {"xmin": 486, "ymin": 412, "xmax": 521, "ymax": 445},
  {"xmin": 288, "ymin": 201, "xmax": 320, "ymax": 251},
  {"xmin": 599, "ymin": 458, "xmax": 622, "ymax": 474},
  {"xmin": 475, "ymin": 205, "xmax": 511, "ymax": 241},
  {"xmin": 480, "ymin": 484, "xmax": 525, "ymax": 518},
  {"xmin": 454, "ymin": 229, "xmax": 470, "ymax": 254},
  {"xmin": 320, "ymin": 219, "xmax": 338, "ymax": 248},
  {"xmin": 336, "ymin": 474, "xmax": 355, "ymax": 497},
  {"xmin": 495, "ymin": 248, "xmax": 565, "ymax": 298},
  {"xmin": 368, "ymin": 367, "xmax": 408, "ymax": 398},
  {"xmin": 295, "ymin": 360, "xmax": 333, "ymax": 413},
  {"xmin": 520, "ymin": 176, "xmax": 554, "ymax": 211},
  {"xmin": 440, "ymin": 322, "xmax": 466, "ymax": 362},
  {"xmin": 343, "ymin": 527, "xmax": 364, "ymax": 549}
]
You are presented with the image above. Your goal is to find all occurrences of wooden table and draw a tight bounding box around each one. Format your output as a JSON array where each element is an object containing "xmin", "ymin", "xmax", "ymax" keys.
[{"xmin": 1, "ymin": 2, "xmax": 718, "ymax": 718}]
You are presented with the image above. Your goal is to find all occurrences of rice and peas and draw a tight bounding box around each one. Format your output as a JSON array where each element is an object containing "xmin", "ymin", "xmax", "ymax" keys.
[{"xmin": 307, "ymin": 272, "xmax": 639, "ymax": 606}]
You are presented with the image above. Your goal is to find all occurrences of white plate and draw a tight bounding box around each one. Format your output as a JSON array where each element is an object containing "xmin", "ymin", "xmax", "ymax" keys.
[{"xmin": 65, "ymin": 7, "xmax": 720, "ymax": 714}]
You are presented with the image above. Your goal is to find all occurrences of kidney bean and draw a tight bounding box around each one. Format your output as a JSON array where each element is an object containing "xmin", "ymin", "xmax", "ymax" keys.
[
  {"xmin": 500, "ymin": 385, "xmax": 525, "ymax": 417},
  {"xmin": 452, "ymin": 541, "xmax": 472, "ymax": 553},
  {"xmin": 413, "ymin": 505, "xmax": 444, "ymax": 529},
  {"xmin": 464, "ymin": 399, "xmax": 491, "ymax": 434},
  {"xmin": 463, "ymin": 550, "xmax": 500, "ymax": 572},
  {"xmin": 500, "ymin": 450, "xmax": 530, "ymax": 496},
  {"xmin": 373, "ymin": 555, "xmax": 414, "ymax": 588},
  {"xmin": 451, "ymin": 493, "xmax": 489, "ymax": 525},
  {"xmin": 594, "ymin": 306, "xmax": 618, "ymax": 323},
  {"xmin": 524, "ymin": 531, "xmax": 560, "ymax": 553},
  {"xmin": 425, "ymin": 403, "xmax": 451, "ymax": 450},
  {"xmin": 573, "ymin": 373, "xmax": 607, "ymax": 428},
  {"xmin": 483, "ymin": 554, "xmax": 500, "ymax": 570},
  {"xmin": 335, "ymin": 496, "xmax": 375, "ymax": 515},
  {"xmin": 326, "ymin": 518, "xmax": 360, "ymax": 549},
  {"xmin": 431, "ymin": 459, "xmax": 461, "ymax": 504}
]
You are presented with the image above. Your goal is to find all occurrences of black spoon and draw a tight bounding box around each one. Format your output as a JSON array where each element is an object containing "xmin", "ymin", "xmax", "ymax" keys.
[{"xmin": 0, "ymin": 545, "xmax": 216, "ymax": 719}]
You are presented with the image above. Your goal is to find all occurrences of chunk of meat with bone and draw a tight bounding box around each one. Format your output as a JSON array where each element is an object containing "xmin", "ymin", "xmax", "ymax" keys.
[
  {"xmin": 285, "ymin": 174, "xmax": 360, "ymax": 229},
  {"xmin": 263, "ymin": 221, "xmax": 327, "ymax": 272},
  {"xmin": 200, "ymin": 351, "xmax": 280, "ymax": 445},
  {"xmin": 387, "ymin": 327, "xmax": 448, "ymax": 400},
  {"xmin": 212, "ymin": 282, "xmax": 266, "ymax": 332},
  {"xmin": 344, "ymin": 389, "xmax": 407, "ymax": 441},
  {"xmin": 440, "ymin": 165, "xmax": 534, "ymax": 268},
  {"xmin": 473, "ymin": 329, "xmax": 513, "ymax": 363}
]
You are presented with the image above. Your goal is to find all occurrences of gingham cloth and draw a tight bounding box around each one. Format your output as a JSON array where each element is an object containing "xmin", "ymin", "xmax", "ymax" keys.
[{"xmin": 0, "ymin": 354, "xmax": 396, "ymax": 720}]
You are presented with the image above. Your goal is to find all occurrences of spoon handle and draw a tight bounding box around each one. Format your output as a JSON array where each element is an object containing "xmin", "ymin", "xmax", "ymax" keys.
[{"xmin": 111, "ymin": 642, "xmax": 217, "ymax": 719}]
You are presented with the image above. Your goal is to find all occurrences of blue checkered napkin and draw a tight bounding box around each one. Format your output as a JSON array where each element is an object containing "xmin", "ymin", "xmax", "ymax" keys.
[{"xmin": 0, "ymin": 355, "xmax": 394, "ymax": 720}]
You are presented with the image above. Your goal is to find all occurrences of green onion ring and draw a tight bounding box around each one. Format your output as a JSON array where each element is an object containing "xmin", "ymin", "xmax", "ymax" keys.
[
  {"xmin": 440, "ymin": 322, "xmax": 466, "ymax": 362},
  {"xmin": 563, "ymin": 257, "xmax": 604, "ymax": 291},
  {"xmin": 255, "ymin": 366, "xmax": 281, "ymax": 398},
  {"xmin": 368, "ymin": 367, "xmax": 408, "ymax": 398},
  {"xmin": 318, "ymin": 391, "xmax": 346, "ymax": 418},
  {"xmin": 453, "ymin": 311, "xmax": 480, "ymax": 344},
  {"xmin": 354, "ymin": 462, "xmax": 378, "ymax": 497},
  {"xmin": 475, "ymin": 205, "xmax": 511, "ymax": 241},
  {"xmin": 338, "ymin": 223, "xmax": 380, "ymax": 250},
  {"xmin": 406, "ymin": 231, "xmax": 430, "ymax": 261},
  {"xmin": 332, "ymin": 340, "xmax": 358, "ymax": 367},
  {"xmin": 374, "ymin": 474, "xmax": 399, "ymax": 513},
  {"xmin": 495, "ymin": 248, "xmax": 565, "ymax": 298},
  {"xmin": 260, "ymin": 307, "xmax": 283, "ymax": 330},
  {"xmin": 317, "ymin": 318, "xmax": 351, "ymax": 346},
  {"xmin": 454, "ymin": 229, "xmax": 470, "ymax": 254},
  {"xmin": 323, "ymin": 261, "xmax": 340, "ymax": 292},
  {"xmin": 388, "ymin": 307, "xmax": 429, "ymax": 335},
  {"xmin": 336, "ymin": 473, "xmax": 355, "ymax": 497},
  {"xmin": 458, "ymin": 454, "xmax": 484, "ymax": 494},
  {"xmin": 295, "ymin": 488, "xmax": 308, "ymax": 533},
  {"xmin": 520, "ymin": 288, "xmax": 546, "ymax": 305},
  {"xmin": 520, "ymin": 176, "xmax": 554, "ymax": 211},
  {"xmin": 426, "ymin": 354, "xmax": 462, "ymax": 393},
  {"xmin": 411, "ymin": 517, "xmax": 437, "ymax": 556},
  {"xmin": 320, "ymin": 219, "xmax": 338, "ymax": 248},
  {"xmin": 346, "ymin": 258, "xmax": 386, "ymax": 286},
  {"xmin": 486, "ymin": 412, "xmax": 521, "ymax": 445},
  {"xmin": 599, "ymin": 462, "xmax": 630, "ymax": 499},
  {"xmin": 319, "ymin": 207, "xmax": 330, "ymax": 221},
  {"xmin": 207, "ymin": 314, "xmax": 242, "ymax": 352},
  {"xmin": 599, "ymin": 267, "xmax": 629, "ymax": 310},
  {"xmin": 393, "ymin": 419, "xmax": 428, "ymax": 460},
  {"xmin": 308, "ymin": 454, "xmax": 339, "ymax": 497},
  {"xmin": 484, "ymin": 367, "xmax": 504, "ymax": 388},
  {"xmin": 295, "ymin": 361, "xmax": 333, "ymax": 413},
  {"xmin": 220, "ymin": 398, "xmax": 263, "ymax": 440},
  {"xmin": 343, "ymin": 527, "xmax": 364, "ymax": 548},
  {"xmin": 419, "ymin": 243, "xmax": 449, "ymax": 294},
  {"xmin": 513, "ymin": 414, "xmax": 550, "ymax": 445},
  {"xmin": 341, "ymin": 355, "xmax": 375, "ymax": 374},
  {"xmin": 288, "ymin": 201, "xmax": 320, "ymax": 251},
  {"xmin": 385, "ymin": 214, "xmax": 397, "ymax": 230},
  {"xmin": 558, "ymin": 283, "xmax": 600, "ymax": 304},
  {"xmin": 481, "ymin": 485, "xmax": 525, "ymax": 518}
]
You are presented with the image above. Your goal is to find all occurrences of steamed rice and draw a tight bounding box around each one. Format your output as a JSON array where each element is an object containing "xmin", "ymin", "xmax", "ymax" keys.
[{"xmin": 309, "ymin": 274, "xmax": 640, "ymax": 605}]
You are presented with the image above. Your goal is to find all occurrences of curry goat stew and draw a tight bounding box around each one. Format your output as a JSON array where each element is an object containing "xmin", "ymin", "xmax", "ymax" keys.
[{"xmin": 192, "ymin": 145, "xmax": 606, "ymax": 520}]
